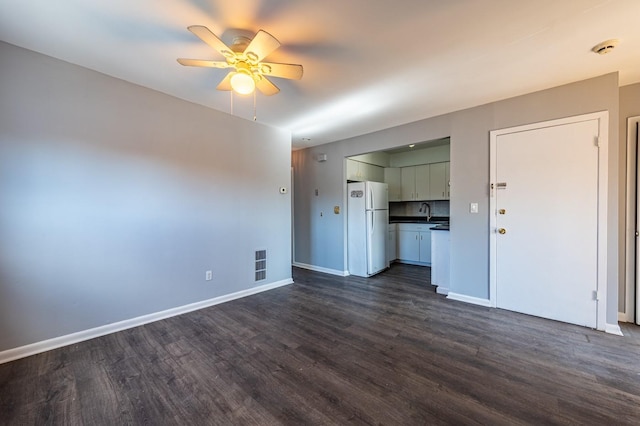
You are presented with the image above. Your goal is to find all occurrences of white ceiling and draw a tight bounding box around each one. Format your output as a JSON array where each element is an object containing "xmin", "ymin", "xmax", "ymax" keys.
[{"xmin": 1, "ymin": 0, "xmax": 639, "ymax": 150}]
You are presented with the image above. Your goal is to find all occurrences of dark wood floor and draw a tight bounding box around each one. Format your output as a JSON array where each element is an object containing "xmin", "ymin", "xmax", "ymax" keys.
[{"xmin": 1, "ymin": 264, "xmax": 640, "ymax": 425}]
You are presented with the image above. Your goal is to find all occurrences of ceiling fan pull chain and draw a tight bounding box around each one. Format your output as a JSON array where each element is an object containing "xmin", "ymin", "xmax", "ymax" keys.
[{"xmin": 253, "ymin": 91, "xmax": 257, "ymax": 121}]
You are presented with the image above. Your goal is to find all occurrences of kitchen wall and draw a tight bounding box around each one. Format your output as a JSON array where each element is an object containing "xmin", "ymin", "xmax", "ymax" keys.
[
  {"xmin": 0, "ymin": 42, "xmax": 292, "ymax": 354},
  {"xmin": 390, "ymin": 201, "xmax": 450, "ymax": 218},
  {"xmin": 292, "ymin": 73, "xmax": 620, "ymax": 326},
  {"xmin": 389, "ymin": 144, "xmax": 450, "ymax": 167}
]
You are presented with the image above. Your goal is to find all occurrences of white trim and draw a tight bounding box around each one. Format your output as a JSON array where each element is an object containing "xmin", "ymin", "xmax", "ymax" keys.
[
  {"xmin": 447, "ymin": 292, "xmax": 492, "ymax": 307},
  {"xmin": 618, "ymin": 312, "xmax": 629, "ymax": 322},
  {"xmin": 436, "ymin": 286, "xmax": 450, "ymax": 295},
  {"xmin": 292, "ymin": 262, "xmax": 349, "ymax": 277},
  {"xmin": 489, "ymin": 111, "xmax": 609, "ymax": 331},
  {"xmin": 343, "ymin": 157, "xmax": 350, "ymax": 282},
  {"xmin": 605, "ymin": 323, "xmax": 624, "ymax": 336},
  {"xmin": 625, "ymin": 116, "xmax": 640, "ymax": 324},
  {"xmin": 0, "ymin": 278, "xmax": 293, "ymax": 365}
]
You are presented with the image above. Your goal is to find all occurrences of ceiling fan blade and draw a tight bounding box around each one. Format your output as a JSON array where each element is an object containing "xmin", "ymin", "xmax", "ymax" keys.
[
  {"xmin": 187, "ymin": 25, "xmax": 235, "ymax": 59},
  {"xmin": 216, "ymin": 72, "xmax": 233, "ymax": 91},
  {"xmin": 177, "ymin": 59, "xmax": 231, "ymax": 68},
  {"xmin": 259, "ymin": 62, "xmax": 303, "ymax": 80},
  {"xmin": 244, "ymin": 30, "xmax": 281, "ymax": 62},
  {"xmin": 256, "ymin": 76, "xmax": 280, "ymax": 96}
]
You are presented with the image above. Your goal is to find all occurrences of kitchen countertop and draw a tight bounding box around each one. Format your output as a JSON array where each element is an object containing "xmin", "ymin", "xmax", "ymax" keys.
[
  {"xmin": 389, "ymin": 216, "xmax": 449, "ymax": 224},
  {"xmin": 431, "ymin": 225, "xmax": 450, "ymax": 231}
]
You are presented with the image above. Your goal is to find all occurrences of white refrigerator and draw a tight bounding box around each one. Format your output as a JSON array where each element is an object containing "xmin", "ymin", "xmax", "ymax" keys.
[{"xmin": 347, "ymin": 181, "xmax": 389, "ymax": 277}]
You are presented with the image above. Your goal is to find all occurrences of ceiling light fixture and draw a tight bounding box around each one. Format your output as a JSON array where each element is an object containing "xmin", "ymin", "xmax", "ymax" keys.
[
  {"xmin": 230, "ymin": 71, "xmax": 256, "ymax": 95},
  {"xmin": 178, "ymin": 26, "xmax": 303, "ymax": 96},
  {"xmin": 409, "ymin": 144, "xmax": 415, "ymax": 148}
]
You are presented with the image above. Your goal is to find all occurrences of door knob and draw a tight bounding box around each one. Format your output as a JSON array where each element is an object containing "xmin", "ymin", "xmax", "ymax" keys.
[
  {"xmin": 499, "ymin": 209, "xmax": 506, "ymax": 215},
  {"xmin": 498, "ymin": 228, "xmax": 507, "ymax": 234}
]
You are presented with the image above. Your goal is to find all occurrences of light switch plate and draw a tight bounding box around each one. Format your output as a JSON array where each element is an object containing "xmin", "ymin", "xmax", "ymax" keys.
[{"xmin": 470, "ymin": 202, "xmax": 479, "ymax": 213}]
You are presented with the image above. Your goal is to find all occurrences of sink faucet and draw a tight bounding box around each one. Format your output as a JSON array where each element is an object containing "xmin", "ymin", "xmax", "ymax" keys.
[{"xmin": 419, "ymin": 202, "xmax": 431, "ymax": 221}]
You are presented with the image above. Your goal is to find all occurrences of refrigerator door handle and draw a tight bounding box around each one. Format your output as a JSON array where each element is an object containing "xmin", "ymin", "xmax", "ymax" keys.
[
  {"xmin": 371, "ymin": 187, "xmax": 374, "ymax": 210},
  {"xmin": 370, "ymin": 210, "xmax": 375, "ymax": 234}
]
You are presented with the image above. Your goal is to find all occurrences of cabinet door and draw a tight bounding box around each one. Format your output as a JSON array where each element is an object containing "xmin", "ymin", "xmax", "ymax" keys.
[
  {"xmin": 398, "ymin": 230, "xmax": 420, "ymax": 262},
  {"xmin": 361, "ymin": 162, "xmax": 385, "ymax": 183},
  {"xmin": 429, "ymin": 162, "xmax": 447, "ymax": 200},
  {"xmin": 445, "ymin": 161, "xmax": 450, "ymax": 199},
  {"xmin": 387, "ymin": 229, "xmax": 397, "ymax": 263},
  {"xmin": 401, "ymin": 167, "xmax": 415, "ymax": 201},
  {"xmin": 346, "ymin": 159, "xmax": 360, "ymax": 181},
  {"xmin": 384, "ymin": 168, "xmax": 402, "ymax": 201},
  {"xmin": 415, "ymin": 164, "xmax": 430, "ymax": 201},
  {"xmin": 419, "ymin": 231, "xmax": 432, "ymax": 264}
]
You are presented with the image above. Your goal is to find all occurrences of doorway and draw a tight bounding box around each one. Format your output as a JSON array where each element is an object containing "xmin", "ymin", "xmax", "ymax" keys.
[
  {"xmin": 625, "ymin": 116, "xmax": 640, "ymax": 325},
  {"xmin": 489, "ymin": 112, "xmax": 608, "ymax": 330}
]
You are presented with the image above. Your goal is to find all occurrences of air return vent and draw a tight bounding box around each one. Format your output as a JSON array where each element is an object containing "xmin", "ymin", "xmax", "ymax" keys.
[{"xmin": 255, "ymin": 250, "xmax": 267, "ymax": 281}]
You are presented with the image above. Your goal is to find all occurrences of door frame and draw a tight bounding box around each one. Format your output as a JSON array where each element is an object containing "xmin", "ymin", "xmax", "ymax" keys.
[
  {"xmin": 489, "ymin": 111, "xmax": 609, "ymax": 331},
  {"xmin": 625, "ymin": 116, "xmax": 640, "ymax": 324}
]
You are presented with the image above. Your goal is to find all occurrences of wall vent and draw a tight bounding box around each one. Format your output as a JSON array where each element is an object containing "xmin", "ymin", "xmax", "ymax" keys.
[{"xmin": 255, "ymin": 250, "xmax": 267, "ymax": 281}]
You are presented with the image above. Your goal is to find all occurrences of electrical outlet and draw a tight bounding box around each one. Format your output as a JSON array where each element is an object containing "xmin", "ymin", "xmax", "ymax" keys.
[{"xmin": 205, "ymin": 270, "xmax": 213, "ymax": 281}]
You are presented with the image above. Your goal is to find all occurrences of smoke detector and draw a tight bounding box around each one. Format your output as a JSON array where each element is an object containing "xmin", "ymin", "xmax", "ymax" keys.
[{"xmin": 592, "ymin": 39, "xmax": 619, "ymax": 55}]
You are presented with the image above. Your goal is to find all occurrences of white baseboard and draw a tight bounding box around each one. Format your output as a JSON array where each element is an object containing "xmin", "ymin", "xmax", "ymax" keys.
[
  {"xmin": 605, "ymin": 323, "xmax": 624, "ymax": 336},
  {"xmin": 0, "ymin": 278, "xmax": 293, "ymax": 365},
  {"xmin": 447, "ymin": 292, "xmax": 492, "ymax": 307},
  {"xmin": 435, "ymin": 286, "xmax": 449, "ymax": 296},
  {"xmin": 292, "ymin": 262, "xmax": 349, "ymax": 277}
]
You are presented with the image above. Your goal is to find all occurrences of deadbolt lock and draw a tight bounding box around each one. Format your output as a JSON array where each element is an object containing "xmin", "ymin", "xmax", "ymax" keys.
[
  {"xmin": 498, "ymin": 228, "xmax": 507, "ymax": 234},
  {"xmin": 499, "ymin": 209, "xmax": 506, "ymax": 215}
]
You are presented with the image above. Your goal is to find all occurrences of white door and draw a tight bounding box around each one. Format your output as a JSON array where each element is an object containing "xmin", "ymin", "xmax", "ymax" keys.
[
  {"xmin": 634, "ymin": 118, "xmax": 640, "ymax": 325},
  {"xmin": 490, "ymin": 114, "xmax": 607, "ymax": 329}
]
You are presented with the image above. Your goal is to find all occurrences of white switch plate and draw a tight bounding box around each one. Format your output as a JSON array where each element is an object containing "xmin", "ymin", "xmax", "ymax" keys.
[
  {"xmin": 470, "ymin": 203, "xmax": 479, "ymax": 213},
  {"xmin": 205, "ymin": 270, "xmax": 212, "ymax": 281}
]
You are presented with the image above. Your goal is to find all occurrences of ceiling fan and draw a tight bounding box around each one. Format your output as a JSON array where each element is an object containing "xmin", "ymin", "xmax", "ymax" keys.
[{"xmin": 178, "ymin": 26, "xmax": 303, "ymax": 96}]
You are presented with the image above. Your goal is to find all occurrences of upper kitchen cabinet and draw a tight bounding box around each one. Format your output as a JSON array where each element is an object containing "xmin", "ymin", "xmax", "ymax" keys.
[
  {"xmin": 346, "ymin": 159, "xmax": 384, "ymax": 182},
  {"xmin": 429, "ymin": 162, "xmax": 450, "ymax": 200},
  {"xmin": 445, "ymin": 161, "xmax": 450, "ymax": 199},
  {"xmin": 415, "ymin": 165, "xmax": 430, "ymax": 201},
  {"xmin": 401, "ymin": 164, "xmax": 430, "ymax": 201},
  {"xmin": 384, "ymin": 167, "xmax": 402, "ymax": 201},
  {"xmin": 401, "ymin": 166, "xmax": 415, "ymax": 200}
]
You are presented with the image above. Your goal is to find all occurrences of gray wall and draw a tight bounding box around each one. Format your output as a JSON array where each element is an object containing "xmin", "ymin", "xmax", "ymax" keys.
[
  {"xmin": 293, "ymin": 73, "xmax": 620, "ymax": 325},
  {"xmin": 619, "ymin": 82, "xmax": 640, "ymax": 312},
  {"xmin": 0, "ymin": 42, "xmax": 292, "ymax": 352}
]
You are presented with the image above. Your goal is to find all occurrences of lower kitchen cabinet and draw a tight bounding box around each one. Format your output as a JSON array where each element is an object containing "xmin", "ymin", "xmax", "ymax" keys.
[
  {"xmin": 398, "ymin": 230, "xmax": 420, "ymax": 262},
  {"xmin": 387, "ymin": 224, "xmax": 397, "ymax": 263},
  {"xmin": 396, "ymin": 223, "xmax": 436, "ymax": 265}
]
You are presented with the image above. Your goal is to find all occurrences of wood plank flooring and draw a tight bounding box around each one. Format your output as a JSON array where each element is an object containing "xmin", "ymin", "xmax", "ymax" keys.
[{"xmin": 1, "ymin": 264, "xmax": 640, "ymax": 425}]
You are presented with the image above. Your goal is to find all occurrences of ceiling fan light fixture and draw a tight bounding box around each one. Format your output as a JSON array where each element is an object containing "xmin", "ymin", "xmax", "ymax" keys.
[
  {"xmin": 178, "ymin": 26, "xmax": 301, "ymax": 97},
  {"xmin": 230, "ymin": 71, "xmax": 255, "ymax": 95}
]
